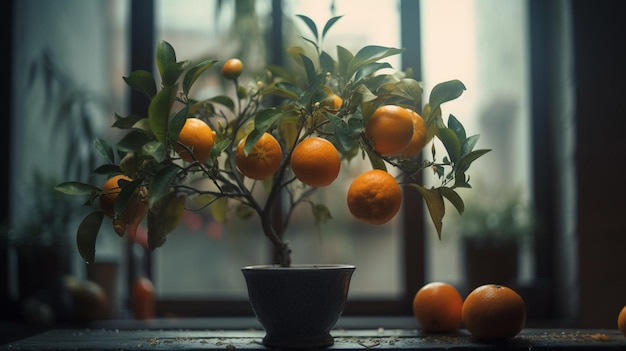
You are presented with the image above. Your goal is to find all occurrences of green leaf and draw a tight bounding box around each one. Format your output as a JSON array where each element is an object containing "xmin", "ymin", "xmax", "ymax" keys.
[
  {"xmin": 91, "ymin": 164, "xmax": 123, "ymax": 176},
  {"xmin": 296, "ymin": 14, "xmax": 319, "ymax": 41},
  {"xmin": 147, "ymin": 191, "xmax": 185, "ymax": 249},
  {"xmin": 209, "ymin": 95, "xmax": 236, "ymax": 112},
  {"xmin": 411, "ymin": 184, "xmax": 445, "ymax": 239},
  {"xmin": 112, "ymin": 114, "xmax": 146, "ymax": 129},
  {"xmin": 461, "ymin": 134, "xmax": 480, "ymax": 158},
  {"xmin": 354, "ymin": 62, "xmax": 392, "ymax": 83},
  {"xmin": 117, "ymin": 130, "xmax": 153, "ymax": 153},
  {"xmin": 244, "ymin": 108, "xmax": 282, "ymax": 152},
  {"xmin": 437, "ymin": 127, "xmax": 461, "ymax": 165},
  {"xmin": 327, "ymin": 114, "xmax": 354, "ymax": 153},
  {"xmin": 346, "ymin": 45, "xmax": 404, "ymax": 80},
  {"xmin": 365, "ymin": 148, "xmax": 387, "ymax": 172},
  {"xmin": 142, "ymin": 140, "xmax": 167, "ymax": 163},
  {"xmin": 428, "ymin": 79, "xmax": 466, "ymax": 114},
  {"xmin": 320, "ymin": 51, "xmax": 335, "ymax": 76},
  {"xmin": 183, "ymin": 59, "xmax": 219, "ymax": 96},
  {"xmin": 313, "ymin": 203, "xmax": 333, "ymax": 223},
  {"xmin": 211, "ymin": 196, "xmax": 229, "ymax": 223},
  {"xmin": 168, "ymin": 105, "xmax": 190, "ymax": 147},
  {"xmin": 114, "ymin": 178, "xmax": 142, "ymax": 219},
  {"xmin": 439, "ymin": 187, "xmax": 465, "ymax": 215},
  {"xmin": 94, "ymin": 138, "xmax": 114, "ymax": 163},
  {"xmin": 322, "ymin": 15, "xmax": 343, "ymax": 39},
  {"xmin": 161, "ymin": 61, "xmax": 189, "ymax": 87},
  {"xmin": 76, "ymin": 211, "xmax": 105, "ymax": 264},
  {"xmin": 148, "ymin": 85, "xmax": 176, "ymax": 143},
  {"xmin": 264, "ymin": 82, "xmax": 302, "ymax": 101},
  {"xmin": 55, "ymin": 181, "xmax": 100, "ymax": 195},
  {"xmin": 123, "ymin": 70, "xmax": 157, "ymax": 99},
  {"xmin": 300, "ymin": 53, "xmax": 319, "ymax": 89},
  {"xmin": 156, "ymin": 40, "xmax": 177, "ymax": 81},
  {"xmin": 147, "ymin": 164, "xmax": 180, "ymax": 208},
  {"xmin": 457, "ymin": 148, "xmax": 491, "ymax": 174},
  {"xmin": 448, "ymin": 114, "xmax": 466, "ymax": 143},
  {"xmin": 337, "ymin": 45, "xmax": 354, "ymax": 79}
]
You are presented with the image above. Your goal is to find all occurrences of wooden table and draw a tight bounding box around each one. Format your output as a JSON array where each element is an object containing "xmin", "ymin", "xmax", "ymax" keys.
[{"xmin": 3, "ymin": 327, "xmax": 626, "ymax": 350}]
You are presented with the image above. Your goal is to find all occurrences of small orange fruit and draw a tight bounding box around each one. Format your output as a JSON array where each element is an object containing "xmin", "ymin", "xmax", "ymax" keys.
[
  {"xmin": 365, "ymin": 105, "xmax": 414, "ymax": 156},
  {"xmin": 221, "ymin": 58, "xmax": 243, "ymax": 80},
  {"xmin": 235, "ymin": 132, "xmax": 283, "ymax": 180},
  {"xmin": 174, "ymin": 118, "xmax": 216, "ymax": 163},
  {"xmin": 99, "ymin": 175, "xmax": 147, "ymax": 235},
  {"xmin": 462, "ymin": 284, "xmax": 526, "ymax": 340},
  {"xmin": 346, "ymin": 169, "xmax": 402, "ymax": 225},
  {"xmin": 413, "ymin": 282, "xmax": 463, "ymax": 333},
  {"xmin": 402, "ymin": 109, "xmax": 427, "ymax": 157},
  {"xmin": 290, "ymin": 137, "xmax": 341, "ymax": 187},
  {"xmin": 618, "ymin": 304, "xmax": 626, "ymax": 337},
  {"xmin": 322, "ymin": 93, "xmax": 342, "ymax": 111}
]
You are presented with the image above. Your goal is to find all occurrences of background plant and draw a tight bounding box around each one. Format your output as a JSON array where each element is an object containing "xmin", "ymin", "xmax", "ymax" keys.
[{"xmin": 56, "ymin": 16, "xmax": 490, "ymax": 267}]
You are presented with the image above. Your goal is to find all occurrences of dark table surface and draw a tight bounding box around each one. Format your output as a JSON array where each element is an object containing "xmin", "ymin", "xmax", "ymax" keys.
[{"xmin": 2, "ymin": 325, "xmax": 626, "ymax": 350}]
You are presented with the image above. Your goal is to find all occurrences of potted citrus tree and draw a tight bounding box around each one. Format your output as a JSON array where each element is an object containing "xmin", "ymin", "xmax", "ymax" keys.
[{"xmin": 56, "ymin": 15, "xmax": 489, "ymax": 348}]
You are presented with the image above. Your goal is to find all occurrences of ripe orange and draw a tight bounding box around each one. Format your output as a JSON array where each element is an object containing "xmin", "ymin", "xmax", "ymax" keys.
[
  {"xmin": 290, "ymin": 137, "xmax": 341, "ymax": 187},
  {"xmin": 365, "ymin": 105, "xmax": 414, "ymax": 157},
  {"xmin": 402, "ymin": 109, "xmax": 427, "ymax": 157},
  {"xmin": 235, "ymin": 132, "xmax": 283, "ymax": 180},
  {"xmin": 221, "ymin": 58, "xmax": 243, "ymax": 80},
  {"xmin": 99, "ymin": 174, "xmax": 147, "ymax": 235},
  {"xmin": 322, "ymin": 93, "xmax": 342, "ymax": 112},
  {"xmin": 413, "ymin": 282, "xmax": 463, "ymax": 333},
  {"xmin": 346, "ymin": 169, "xmax": 402, "ymax": 225},
  {"xmin": 618, "ymin": 304, "xmax": 626, "ymax": 337},
  {"xmin": 462, "ymin": 284, "xmax": 526, "ymax": 340},
  {"xmin": 174, "ymin": 118, "xmax": 216, "ymax": 163}
]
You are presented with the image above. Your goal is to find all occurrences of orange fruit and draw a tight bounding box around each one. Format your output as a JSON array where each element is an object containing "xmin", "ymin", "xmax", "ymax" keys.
[
  {"xmin": 290, "ymin": 137, "xmax": 341, "ymax": 187},
  {"xmin": 99, "ymin": 174, "xmax": 147, "ymax": 235},
  {"xmin": 221, "ymin": 58, "xmax": 243, "ymax": 80},
  {"xmin": 402, "ymin": 109, "xmax": 427, "ymax": 157},
  {"xmin": 618, "ymin": 304, "xmax": 626, "ymax": 337},
  {"xmin": 322, "ymin": 93, "xmax": 342, "ymax": 111},
  {"xmin": 365, "ymin": 105, "xmax": 414, "ymax": 156},
  {"xmin": 462, "ymin": 284, "xmax": 526, "ymax": 340},
  {"xmin": 235, "ymin": 132, "xmax": 283, "ymax": 180},
  {"xmin": 174, "ymin": 118, "xmax": 216, "ymax": 163},
  {"xmin": 413, "ymin": 282, "xmax": 463, "ymax": 333},
  {"xmin": 132, "ymin": 277, "xmax": 155, "ymax": 320},
  {"xmin": 346, "ymin": 169, "xmax": 402, "ymax": 225}
]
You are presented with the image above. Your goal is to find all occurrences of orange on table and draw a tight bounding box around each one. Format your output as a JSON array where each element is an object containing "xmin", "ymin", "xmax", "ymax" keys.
[
  {"xmin": 462, "ymin": 284, "xmax": 526, "ymax": 340},
  {"xmin": 174, "ymin": 118, "xmax": 216, "ymax": 163},
  {"xmin": 235, "ymin": 132, "xmax": 283, "ymax": 180},
  {"xmin": 618, "ymin": 304, "xmax": 626, "ymax": 337},
  {"xmin": 290, "ymin": 137, "xmax": 341, "ymax": 187},
  {"xmin": 402, "ymin": 109, "xmax": 427, "ymax": 157},
  {"xmin": 364, "ymin": 105, "xmax": 414, "ymax": 157},
  {"xmin": 346, "ymin": 169, "xmax": 402, "ymax": 225},
  {"xmin": 412, "ymin": 282, "xmax": 463, "ymax": 333}
]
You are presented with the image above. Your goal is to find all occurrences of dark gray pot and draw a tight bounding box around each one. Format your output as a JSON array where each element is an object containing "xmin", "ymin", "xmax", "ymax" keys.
[{"xmin": 242, "ymin": 264, "xmax": 355, "ymax": 349}]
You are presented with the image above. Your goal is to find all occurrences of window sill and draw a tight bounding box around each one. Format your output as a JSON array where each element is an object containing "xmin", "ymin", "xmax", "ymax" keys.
[{"xmin": 4, "ymin": 319, "xmax": 625, "ymax": 351}]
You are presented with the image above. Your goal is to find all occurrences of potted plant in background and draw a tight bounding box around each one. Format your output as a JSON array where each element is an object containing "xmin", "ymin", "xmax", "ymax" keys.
[
  {"xmin": 457, "ymin": 187, "xmax": 534, "ymax": 295},
  {"xmin": 56, "ymin": 16, "xmax": 490, "ymax": 348}
]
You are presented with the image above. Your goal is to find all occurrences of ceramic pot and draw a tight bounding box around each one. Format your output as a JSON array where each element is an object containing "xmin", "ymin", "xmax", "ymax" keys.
[{"xmin": 241, "ymin": 264, "xmax": 355, "ymax": 349}]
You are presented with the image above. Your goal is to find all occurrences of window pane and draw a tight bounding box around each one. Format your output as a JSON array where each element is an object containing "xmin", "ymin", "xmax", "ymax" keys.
[
  {"xmin": 153, "ymin": 0, "xmax": 405, "ymax": 300},
  {"xmin": 421, "ymin": 0, "xmax": 533, "ymax": 293}
]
